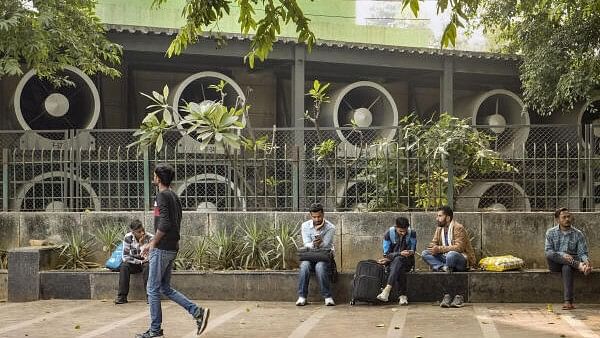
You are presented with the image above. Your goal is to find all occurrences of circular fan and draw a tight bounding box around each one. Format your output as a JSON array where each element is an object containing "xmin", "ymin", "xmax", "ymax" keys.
[
  {"xmin": 13, "ymin": 171, "xmax": 101, "ymax": 212},
  {"xmin": 13, "ymin": 66, "xmax": 100, "ymax": 140},
  {"xmin": 175, "ymin": 173, "xmax": 246, "ymax": 211}
]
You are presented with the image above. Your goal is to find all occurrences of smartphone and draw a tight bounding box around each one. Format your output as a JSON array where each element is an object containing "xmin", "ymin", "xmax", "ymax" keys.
[{"xmin": 314, "ymin": 234, "xmax": 321, "ymax": 240}]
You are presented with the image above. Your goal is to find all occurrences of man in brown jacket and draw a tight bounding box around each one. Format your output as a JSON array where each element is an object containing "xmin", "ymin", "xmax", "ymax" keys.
[
  {"xmin": 421, "ymin": 206, "xmax": 476, "ymax": 307},
  {"xmin": 421, "ymin": 205, "xmax": 476, "ymax": 272}
]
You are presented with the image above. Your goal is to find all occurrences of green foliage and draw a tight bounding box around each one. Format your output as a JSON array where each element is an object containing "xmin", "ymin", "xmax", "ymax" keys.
[
  {"xmin": 364, "ymin": 112, "xmax": 516, "ymax": 210},
  {"xmin": 314, "ymin": 139, "xmax": 337, "ymax": 161},
  {"xmin": 93, "ymin": 222, "xmax": 124, "ymax": 254},
  {"xmin": 272, "ymin": 220, "xmax": 301, "ymax": 270},
  {"xmin": 0, "ymin": 0, "xmax": 122, "ymax": 83},
  {"xmin": 57, "ymin": 228, "xmax": 100, "ymax": 270},
  {"xmin": 151, "ymin": 0, "xmax": 315, "ymax": 68},
  {"xmin": 209, "ymin": 228, "xmax": 241, "ymax": 270},
  {"xmin": 172, "ymin": 220, "xmax": 300, "ymax": 270},
  {"xmin": 478, "ymin": 0, "xmax": 600, "ymax": 115}
]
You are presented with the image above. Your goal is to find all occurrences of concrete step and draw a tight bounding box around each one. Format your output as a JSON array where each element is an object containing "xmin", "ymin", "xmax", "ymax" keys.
[{"xmin": 24, "ymin": 269, "xmax": 600, "ymax": 304}]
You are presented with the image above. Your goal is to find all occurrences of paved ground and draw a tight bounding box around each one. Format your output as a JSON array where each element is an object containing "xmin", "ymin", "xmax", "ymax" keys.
[{"xmin": 1, "ymin": 299, "xmax": 599, "ymax": 338}]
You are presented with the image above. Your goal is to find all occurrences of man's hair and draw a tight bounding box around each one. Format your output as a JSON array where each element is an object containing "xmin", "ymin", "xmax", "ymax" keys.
[
  {"xmin": 554, "ymin": 207, "xmax": 569, "ymax": 218},
  {"xmin": 154, "ymin": 163, "xmax": 175, "ymax": 186},
  {"xmin": 437, "ymin": 205, "xmax": 454, "ymax": 220},
  {"xmin": 395, "ymin": 216, "xmax": 409, "ymax": 229},
  {"xmin": 309, "ymin": 202, "xmax": 324, "ymax": 213},
  {"xmin": 129, "ymin": 219, "xmax": 143, "ymax": 231}
]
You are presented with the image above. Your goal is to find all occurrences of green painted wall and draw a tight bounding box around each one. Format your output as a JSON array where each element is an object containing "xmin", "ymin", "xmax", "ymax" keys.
[{"xmin": 96, "ymin": 0, "xmax": 434, "ymax": 48}]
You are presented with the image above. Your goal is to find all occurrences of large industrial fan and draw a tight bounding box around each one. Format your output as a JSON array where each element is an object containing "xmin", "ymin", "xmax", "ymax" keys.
[
  {"xmin": 319, "ymin": 81, "xmax": 399, "ymax": 156},
  {"xmin": 455, "ymin": 181, "xmax": 531, "ymax": 212},
  {"xmin": 455, "ymin": 89, "xmax": 529, "ymax": 157},
  {"xmin": 12, "ymin": 171, "xmax": 101, "ymax": 212},
  {"xmin": 335, "ymin": 180, "xmax": 376, "ymax": 211},
  {"xmin": 170, "ymin": 71, "xmax": 246, "ymax": 153},
  {"xmin": 13, "ymin": 66, "xmax": 100, "ymax": 149},
  {"xmin": 175, "ymin": 173, "xmax": 246, "ymax": 211}
]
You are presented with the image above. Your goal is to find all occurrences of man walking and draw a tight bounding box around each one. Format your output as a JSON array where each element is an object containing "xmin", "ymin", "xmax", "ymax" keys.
[
  {"xmin": 545, "ymin": 207, "xmax": 592, "ymax": 310},
  {"xmin": 138, "ymin": 163, "xmax": 209, "ymax": 338}
]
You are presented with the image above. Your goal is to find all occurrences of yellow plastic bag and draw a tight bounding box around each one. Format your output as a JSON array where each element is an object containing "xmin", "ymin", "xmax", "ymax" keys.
[{"xmin": 479, "ymin": 255, "xmax": 524, "ymax": 272}]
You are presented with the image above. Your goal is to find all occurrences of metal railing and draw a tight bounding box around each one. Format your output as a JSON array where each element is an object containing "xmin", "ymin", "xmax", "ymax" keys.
[{"xmin": 1, "ymin": 125, "xmax": 599, "ymax": 212}]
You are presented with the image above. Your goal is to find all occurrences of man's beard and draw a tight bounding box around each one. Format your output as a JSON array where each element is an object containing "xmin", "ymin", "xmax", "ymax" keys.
[{"xmin": 437, "ymin": 221, "xmax": 446, "ymax": 227}]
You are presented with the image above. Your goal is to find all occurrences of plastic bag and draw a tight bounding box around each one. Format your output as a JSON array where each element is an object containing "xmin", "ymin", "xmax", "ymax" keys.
[
  {"xmin": 479, "ymin": 255, "xmax": 524, "ymax": 272},
  {"xmin": 105, "ymin": 243, "xmax": 124, "ymax": 271}
]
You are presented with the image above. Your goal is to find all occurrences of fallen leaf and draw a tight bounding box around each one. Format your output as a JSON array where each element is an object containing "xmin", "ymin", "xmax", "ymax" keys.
[
  {"xmin": 547, "ymin": 322, "xmax": 554, "ymax": 324},
  {"xmin": 394, "ymin": 326, "xmax": 400, "ymax": 330},
  {"xmin": 246, "ymin": 308, "xmax": 250, "ymax": 312},
  {"xmin": 74, "ymin": 325, "xmax": 80, "ymax": 329},
  {"xmin": 481, "ymin": 321, "xmax": 489, "ymax": 324},
  {"xmin": 376, "ymin": 324, "xmax": 385, "ymax": 328}
]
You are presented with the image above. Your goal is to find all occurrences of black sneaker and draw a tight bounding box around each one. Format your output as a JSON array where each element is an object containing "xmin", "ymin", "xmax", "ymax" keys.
[
  {"xmin": 194, "ymin": 307, "xmax": 210, "ymax": 335},
  {"xmin": 135, "ymin": 329, "xmax": 163, "ymax": 338},
  {"xmin": 114, "ymin": 297, "xmax": 128, "ymax": 304}
]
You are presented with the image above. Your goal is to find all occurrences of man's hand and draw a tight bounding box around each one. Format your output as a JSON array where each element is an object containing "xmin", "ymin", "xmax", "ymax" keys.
[
  {"xmin": 563, "ymin": 253, "xmax": 574, "ymax": 263},
  {"xmin": 430, "ymin": 245, "xmax": 441, "ymax": 255},
  {"xmin": 400, "ymin": 250, "xmax": 411, "ymax": 257},
  {"xmin": 141, "ymin": 240, "xmax": 156, "ymax": 258},
  {"xmin": 313, "ymin": 237, "xmax": 322, "ymax": 248},
  {"xmin": 377, "ymin": 257, "xmax": 391, "ymax": 265}
]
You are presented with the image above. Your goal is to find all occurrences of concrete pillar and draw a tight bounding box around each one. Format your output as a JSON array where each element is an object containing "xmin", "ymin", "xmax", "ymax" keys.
[{"xmin": 8, "ymin": 246, "xmax": 59, "ymax": 302}]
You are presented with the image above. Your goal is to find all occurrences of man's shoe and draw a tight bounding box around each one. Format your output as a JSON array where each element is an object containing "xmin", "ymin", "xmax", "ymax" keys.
[
  {"xmin": 376, "ymin": 290, "xmax": 389, "ymax": 302},
  {"xmin": 114, "ymin": 297, "xmax": 128, "ymax": 305},
  {"xmin": 399, "ymin": 295, "xmax": 408, "ymax": 306},
  {"xmin": 440, "ymin": 294, "xmax": 452, "ymax": 308},
  {"xmin": 295, "ymin": 297, "xmax": 307, "ymax": 306},
  {"xmin": 194, "ymin": 307, "xmax": 210, "ymax": 335},
  {"xmin": 135, "ymin": 329, "xmax": 163, "ymax": 338},
  {"xmin": 325, "ymin": 297, "xmax": 336, "ymax": 306},
  {"xmin": 450, "ymin": 295, "xmax": 464, "ymax": 308}
]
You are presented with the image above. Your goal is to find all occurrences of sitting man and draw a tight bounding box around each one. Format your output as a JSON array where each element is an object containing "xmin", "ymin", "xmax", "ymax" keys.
[
  {"xmin": 296, "ymin": 202, "xmax": 336, "ymax": 306},
  {"xmin": 376, "ymin": 216, "xmax": 416, "ymax": 305},
  {"xmin": 421, "ymin": 205, "xmax": 475, "ymax": 308},
  {"xmin": 115, "ymin": 219, "xmax": 153, "ymax": 304},
  {"xmin": 545, "ymin": 207, "xmax": 592, "ymax": 310}
]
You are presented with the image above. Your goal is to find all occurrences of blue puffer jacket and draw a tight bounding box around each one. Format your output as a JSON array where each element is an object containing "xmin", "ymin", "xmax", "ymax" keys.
[{"xmin": 382, "ymin": 227, "xmax": 417, "ymax": 256}]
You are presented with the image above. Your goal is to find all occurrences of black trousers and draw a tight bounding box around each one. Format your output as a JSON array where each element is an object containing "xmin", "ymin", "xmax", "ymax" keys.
[
  {"xmin": 117, "ymin": 262, "xmax": 149, "ymax": 299},
  {"xmin": 386, "ymin": 256, "xmax": 414, "ymax": 295}
]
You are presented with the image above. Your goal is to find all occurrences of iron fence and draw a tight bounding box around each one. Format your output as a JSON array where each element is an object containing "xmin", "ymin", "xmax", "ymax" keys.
[{"xmin": 1, "ymin": 124, "xmax": 599, "ymax": 212}]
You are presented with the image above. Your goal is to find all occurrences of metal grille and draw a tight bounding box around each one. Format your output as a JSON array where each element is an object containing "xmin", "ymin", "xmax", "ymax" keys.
[{"xmin": 1, "ymin": 125, "xmax": 599, "ymax": 212}]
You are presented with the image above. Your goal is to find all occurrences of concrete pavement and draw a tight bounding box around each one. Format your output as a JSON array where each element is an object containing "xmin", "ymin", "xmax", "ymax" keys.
[{"xmin": 1, "ymin": 299, "xmax": 599, "ymax": 337}]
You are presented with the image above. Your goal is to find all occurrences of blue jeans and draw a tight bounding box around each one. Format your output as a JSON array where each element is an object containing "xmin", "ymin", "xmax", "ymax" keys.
[
  {"xmin": 147, "ymin": 248, "xmax": 200, "ymax": 332},
  {"xmin": 421, "ymin": 249, "xmax": 467, "ymax": 272},
  {"xmin": 297, "ymin": 260, "xmax": 332, "ymax": 298}
]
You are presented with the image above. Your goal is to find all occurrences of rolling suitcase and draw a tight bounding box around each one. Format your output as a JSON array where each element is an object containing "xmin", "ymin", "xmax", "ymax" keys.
[{"xmin": 350, "ymin": 260, "xmax": 386, "ymax": 305}]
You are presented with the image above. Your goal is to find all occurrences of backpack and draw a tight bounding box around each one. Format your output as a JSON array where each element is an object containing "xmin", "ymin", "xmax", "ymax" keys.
[{"xmin": 105, "ymin": 242, "xmax": 124, "ymax": 271}]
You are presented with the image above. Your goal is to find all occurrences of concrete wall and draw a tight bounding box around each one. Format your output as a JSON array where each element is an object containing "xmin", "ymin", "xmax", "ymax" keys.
[{"xmin": 1, "ymin": 211, "xmax": 599, "ymax": 271}]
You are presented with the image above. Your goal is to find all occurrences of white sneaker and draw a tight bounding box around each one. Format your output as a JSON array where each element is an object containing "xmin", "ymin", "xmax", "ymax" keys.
[
  {"xmin": 324, "ymin": 297, "xmax": 335, "ymax": 306},
  {"xmin": 399, "ymin": 295, "xmax": 408, "ymax": 306},
  {"xmin": 295, "ymin": 297, "xmax": 306, "ymax": 306},
  {"xmin": 376, "ymin": 290, "xmax": 389, "ymax": 302}
]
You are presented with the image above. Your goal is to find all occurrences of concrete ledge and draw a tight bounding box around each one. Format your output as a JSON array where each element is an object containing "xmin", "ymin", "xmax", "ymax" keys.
[
  {"xmin": 0, "ymin": 270, "xmax": 6, "ymax": 300},
  {"xmin": 24, "ymin": 270, "xmax": 600, "ymax": 304}
]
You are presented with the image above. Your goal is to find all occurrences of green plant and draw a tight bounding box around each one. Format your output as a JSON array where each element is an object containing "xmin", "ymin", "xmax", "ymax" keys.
[
  {"xmin": 238, "ymin": 220, "xmax": 274, "ymax": 270},
  {"xmin": 57, "ymin": 229, "xmax": 99, "ymax": 270},
  {"xmin": 272, "ymin": 221, "xmax": 301, "ymax": 270},
  {"xmin": 363, "ymin": 112, "xmax": 516, "ymax": 210},
  {"xmin": 94, "ymin": 222, "xmax": 124, "ymax": 254},
  {"xmin": 209, "ymin": 228, "xmax": 241, "ymax": 270}
]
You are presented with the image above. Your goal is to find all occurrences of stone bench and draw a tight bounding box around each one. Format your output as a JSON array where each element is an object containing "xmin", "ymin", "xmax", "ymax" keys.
[{"xmin": 7, "ymin": 246, "xmax": 600, "ymax": 304}]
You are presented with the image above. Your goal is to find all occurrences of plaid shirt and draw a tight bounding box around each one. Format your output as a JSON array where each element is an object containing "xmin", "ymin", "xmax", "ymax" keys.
[
  {"xmin": 122, "ymin": 232, "xmax": 153, "ymax": 265},
  {"xmin": 544, "ymin": 225, "xmax": 589, "ymax": 262}
]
